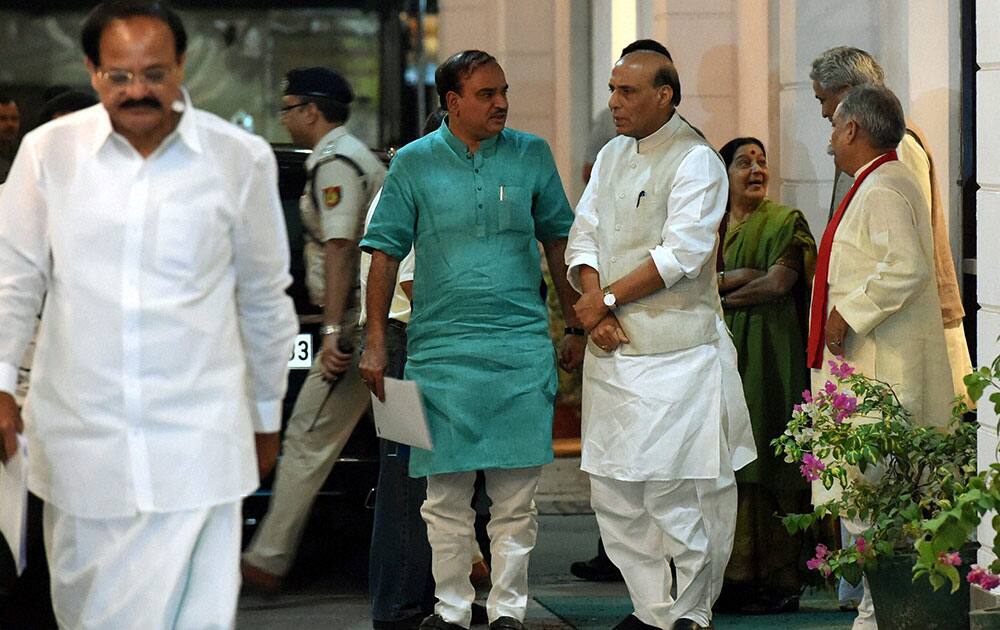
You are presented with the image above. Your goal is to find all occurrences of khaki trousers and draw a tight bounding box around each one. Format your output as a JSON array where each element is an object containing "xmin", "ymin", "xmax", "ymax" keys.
[{"xmin": 242, "ymin": 351, "xmax": 370, "ymax": 576}]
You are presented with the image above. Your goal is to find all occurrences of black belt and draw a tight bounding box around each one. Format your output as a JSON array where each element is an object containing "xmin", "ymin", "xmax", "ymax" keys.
[{"xmin": 387, "ymin": 318, "xmax": 407, "ymax": 330}]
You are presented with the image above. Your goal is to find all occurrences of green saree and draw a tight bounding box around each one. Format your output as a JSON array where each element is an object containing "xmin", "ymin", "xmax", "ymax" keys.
[{"xmin": 719, "ymin": 198, "xmax": 817, "ymax": 609}]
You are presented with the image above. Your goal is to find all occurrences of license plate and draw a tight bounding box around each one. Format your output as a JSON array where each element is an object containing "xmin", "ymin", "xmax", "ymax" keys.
[{"xmin": 288, "ymin": 333, "xmax": 313, "ymax": 369}]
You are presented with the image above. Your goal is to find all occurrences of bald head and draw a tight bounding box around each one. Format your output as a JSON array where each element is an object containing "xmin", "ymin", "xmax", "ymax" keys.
[
  {"xmin": 609, "ymin": 51, "xmax": 679, "ymax": 139},
  {"xmin": 618, "ymin": 51, "xmax": 681, "ymax": 106}
]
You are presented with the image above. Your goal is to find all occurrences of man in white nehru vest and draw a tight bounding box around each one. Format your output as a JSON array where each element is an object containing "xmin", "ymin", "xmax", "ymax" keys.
[{"xmin": 566, "ymin": 46, "xmax": 757, "ymax": 630}]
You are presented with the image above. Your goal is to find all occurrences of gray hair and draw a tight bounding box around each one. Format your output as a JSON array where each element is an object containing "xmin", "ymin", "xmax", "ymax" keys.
[
  {"xmin": 810, "ymin": 46, "xmax": 885, "ymax": 92},
  {"xmin": 833, "ymin": 84, "xmax": 905, "ymax": 149}
]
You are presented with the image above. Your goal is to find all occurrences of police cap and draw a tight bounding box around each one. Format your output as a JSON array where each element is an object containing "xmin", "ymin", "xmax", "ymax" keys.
[{"xmin": 283, "ymin": 67, "xmax": 353, "ymax": 105}]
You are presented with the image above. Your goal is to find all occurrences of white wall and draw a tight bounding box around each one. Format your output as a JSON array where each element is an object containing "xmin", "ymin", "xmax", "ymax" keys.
[{"xmin": 976, "ymin": 0, "xmax": 1000, "ymax": 563}]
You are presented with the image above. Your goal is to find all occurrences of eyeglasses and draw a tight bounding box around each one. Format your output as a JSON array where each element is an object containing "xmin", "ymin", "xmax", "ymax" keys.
[
  {"xmin": 97, "ymin": 67, "xmax": 173, "ymax": 87},
  {"xmin": 278, "ymin": 102, "xmax": 310, "ymax": 117}
]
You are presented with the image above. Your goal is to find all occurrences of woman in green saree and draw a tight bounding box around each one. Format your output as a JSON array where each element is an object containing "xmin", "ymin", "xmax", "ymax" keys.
[{"xmin": 716, "ymin": 137, "xmax": 817, "ymax": 614}]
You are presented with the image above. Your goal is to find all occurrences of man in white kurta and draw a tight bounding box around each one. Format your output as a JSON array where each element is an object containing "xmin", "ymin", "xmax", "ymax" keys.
[
  {"xmin": 810, "ymin": 46, "xmax": 972, "ymax": 404},
  {"xmin": 810, "ymin": 84, "xmax": 953, "ymax": 630},
  {"xmin": 0, "ymin": 5, "xmax": 297, "ymax": 628},
  {"xmin": 566, "ymin": 50, "xmax": 756, "ymax": 630}
]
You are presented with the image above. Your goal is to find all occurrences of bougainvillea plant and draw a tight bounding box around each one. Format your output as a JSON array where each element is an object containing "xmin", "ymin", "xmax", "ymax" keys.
[{"xmin": 772, "ymin": 356, "xmax": 978, "ymax": 588}]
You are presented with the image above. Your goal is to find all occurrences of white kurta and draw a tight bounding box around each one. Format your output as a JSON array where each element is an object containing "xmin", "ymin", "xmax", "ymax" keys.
[
  {"xmin": 566, "ymin": 127, "xmax": 756, "ymax": 482},
  {"xmin": 813, "ymin": 157, "xmax": 952, "ymax": 429},
  {"xmin": 0, "ymin": 93, "xmax": 298, "ymax": 518}
]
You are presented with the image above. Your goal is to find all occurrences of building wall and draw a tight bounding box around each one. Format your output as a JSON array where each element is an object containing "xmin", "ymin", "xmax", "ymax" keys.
[
  {"xmin": 976, "ymin": 0, "xmax": 1000, "ymax": 562},
  {"xmin": 438, "ymin": 0, "xmax": 591, "ymax": 203}
]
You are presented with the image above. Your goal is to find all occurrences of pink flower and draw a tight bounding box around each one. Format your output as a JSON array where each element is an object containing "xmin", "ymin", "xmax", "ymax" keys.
[
  {"xmin": 806, "ymin": 544, "xmax": 832, "ymax": 575},
  {"xmin": 824, "ymin": 381, "xmax": 837, "ymax": 395},
  {"xmin": 802, "ymin": 389, "xmax": 813, "ymax": 403},
  {"xmin": 793, "ymin": 403, "xmax": 803, "ymax": 413},
  {"xmin": 968, "ymin": 566, "xmax": 1000, "ymax": 590},
  {"xmin": 828, "ymin": 358, "xmax": 856, "ymax": 379},
  {"xmin": 855, "ymin": 537, "xmax": 867, "ymax": 554},
  {"xmin": 800, "ymin": 454, "xmax": 826, "ymax": 481},
  {"xmin": 938, "ymin": 552, "xmax": 962, "ymax": 567},
  {"xmin": 831, "ymin": 392, "xmax": 858, "ymax": 424},
  {"xmin": 968, "ymin": 566, "xmax": 987, "ymax": 584}
]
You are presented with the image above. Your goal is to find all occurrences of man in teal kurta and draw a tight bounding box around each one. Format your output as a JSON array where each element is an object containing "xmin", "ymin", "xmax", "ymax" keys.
[{"xmin": 359, "ymin": 50, "xmax": 584, "ymax": 630}]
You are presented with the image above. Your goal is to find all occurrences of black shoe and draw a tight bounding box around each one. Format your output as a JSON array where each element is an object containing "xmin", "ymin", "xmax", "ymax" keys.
[
  {"xmin": 471, "ymin": 603, "xmax": 488, "ymax": 625},
  {"xmin": 570, "ymin": 539, "xmax": 624, "ymax": 582},
  {"xmin": 418, "ymin": 614, "xmax": 466, "ymax": 630},
  {"xmin": 671, "ymin": 619, "xmax": 713, "ymax": 630},
  {"xmin": 488, "ymin": 617, "xmax": 524, "ymax": 630},
  {"xmin": 612, "ymin": 614, "xmax": 661, "ymax": 630}
]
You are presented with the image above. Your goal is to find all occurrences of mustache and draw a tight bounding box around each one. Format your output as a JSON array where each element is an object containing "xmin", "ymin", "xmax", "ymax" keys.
[{"xmin": 120, "ymin": 98, "xmax": 162, "ymax": 110}]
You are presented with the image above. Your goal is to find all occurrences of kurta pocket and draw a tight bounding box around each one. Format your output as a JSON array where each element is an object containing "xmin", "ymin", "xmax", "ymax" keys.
[{"xmin": 497, "ymin": 185, "xmax": 533, "ymax": 234}]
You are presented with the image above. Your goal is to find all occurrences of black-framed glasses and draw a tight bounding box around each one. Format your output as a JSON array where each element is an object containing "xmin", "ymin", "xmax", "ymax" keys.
[
  {"xmin": 278, "ymin": 102, "xmax": 310, "ymax": 116},
  {"xmin": 97, "ymin": 67, "xmax": 173, "ymax": 87}
]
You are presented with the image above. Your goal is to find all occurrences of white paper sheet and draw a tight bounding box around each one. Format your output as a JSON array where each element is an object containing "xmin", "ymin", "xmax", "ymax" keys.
[
  {"xmin": 0, "ymin": 435, "xmax": 29, "ymax": 575},
  {"xmin": 371, "ymin": 378, "xmax": 433, "ymax": 450}
]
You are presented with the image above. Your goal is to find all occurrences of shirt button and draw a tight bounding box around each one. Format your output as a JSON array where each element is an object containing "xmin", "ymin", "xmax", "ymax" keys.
[
  {"xmin": 475, "ymin": 168, "xmax": 479, "ymax": 173},
  {"xmin": 611, "ymin": 256, "xmax": 618, "ymax": 263},
  {"xmin": 478, "ymin": 204, "xmax": 483, "ymax": 208},
  {"xmin": 617, "ymin": 192, "xmax": 625, "ymax": 199},
  {"xmin": 615, "ymin": 224, "xmax": 622, "ymax": 231},
  {"xmin": 630, "ymin": 162, "xmax": 637, "ymax": 169},
  {"xmin": 477, "ymin": 186, "xmax": 482, "ymax": 191}
]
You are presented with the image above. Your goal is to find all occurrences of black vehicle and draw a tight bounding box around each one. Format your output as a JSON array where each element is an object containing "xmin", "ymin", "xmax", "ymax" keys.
[{"xmin": 240, "ymin": 144, "xmax": 380, "ymax": 547}]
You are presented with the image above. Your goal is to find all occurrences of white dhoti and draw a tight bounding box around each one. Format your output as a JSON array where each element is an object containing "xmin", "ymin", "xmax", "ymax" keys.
[
  {"xmin": 591, "ymin": 466, "xmax": 737, "ymax": 628},
  {"xmin": 43, "ymin": 501, "xmax": 242, "ymax": 630},
  {"xmin": 580, "ymin": 318, "xmax": 755, "ymax": 628},
  {"xmin": 421, "ymin": 467, "xmax": 541, "ymax": 627},
  {"xmin": 242, "ymin": 351, "xmax": 369, "ymax": 576}
]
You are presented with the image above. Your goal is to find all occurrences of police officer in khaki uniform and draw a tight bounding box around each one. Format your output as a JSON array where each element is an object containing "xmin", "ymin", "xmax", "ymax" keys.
[{"xmin": 242, "ymin": 67, "xmax": 386, "ymax": 589}]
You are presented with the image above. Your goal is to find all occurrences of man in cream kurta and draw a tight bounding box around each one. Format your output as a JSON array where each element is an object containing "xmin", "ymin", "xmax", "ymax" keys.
[
  {"xmin": 810, "ymin": 46, "xmax": 972, "ymax": 404},
  {"xmin": 812, "ymin": 85, "xmax": 952, "ymax": 630},
  {"xmin": 566, "ymin": 49, "xmax": 756, "ymax": 630}
]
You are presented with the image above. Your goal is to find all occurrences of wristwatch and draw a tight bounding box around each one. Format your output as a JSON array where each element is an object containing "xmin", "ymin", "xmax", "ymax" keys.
[{"xmin": 602, "ymin": 286, "xmax": 618, "ymax": 310}]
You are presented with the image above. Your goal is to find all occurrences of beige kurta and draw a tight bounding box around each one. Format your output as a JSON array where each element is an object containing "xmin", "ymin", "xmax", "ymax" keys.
[{"xmin": 813, "ymin": 158, "xmax": 952, "ymax": 429}]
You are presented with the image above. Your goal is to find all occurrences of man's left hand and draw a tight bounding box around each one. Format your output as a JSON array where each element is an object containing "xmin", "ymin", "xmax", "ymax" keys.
[
  {"xmin": 254, "ymin": 432, "xmax": 280, "ymax": 481},
  {"xmin": 320, "ymin": 334, "xmax": 352, "ymax": 381},
  {"xmin": 574, "ymin": 289, "xmax": 608, "ymax": 331},
  {"xmin": 826, "ymin": 307, "xmax": 850, "ymax": 356},
  {"xmin": 559, "ymin": 334, "xmax": 586, "ymax": 372}
]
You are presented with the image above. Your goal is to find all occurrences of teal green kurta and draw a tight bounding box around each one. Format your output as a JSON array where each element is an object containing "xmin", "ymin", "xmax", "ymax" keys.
[
  {"xmin": 360, "ymin": 121, "xmax": 573, "ymax": 477},
  {"xmin": 722, "ymin": 199, "xmax": 816, "ymax": 490}
]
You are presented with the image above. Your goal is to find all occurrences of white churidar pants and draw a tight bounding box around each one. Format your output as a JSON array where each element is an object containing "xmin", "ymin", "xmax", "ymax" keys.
[
  {"xmin": 43, "ymin": 501, "xmax": 242, "ymax": 630},
  {"xmin": 843, "ymin": 517, "xmax": 878, "ymax": 630},
  {"xmin": 421, "ymin": 466, "xmax": 541, "ymax": 627},
  {"xmin": 589, "ymin": 465, "xmax": 737, "ymax": 629},
  {"xmin": 242, "ymin": 350, "xmax": 370, "ymax": 576}
]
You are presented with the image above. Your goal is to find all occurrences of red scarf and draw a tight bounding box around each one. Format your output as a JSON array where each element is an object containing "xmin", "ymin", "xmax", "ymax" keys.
[{"xmin": 806, "ymin": 151, "xmax": 898, "ymax": 368}]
